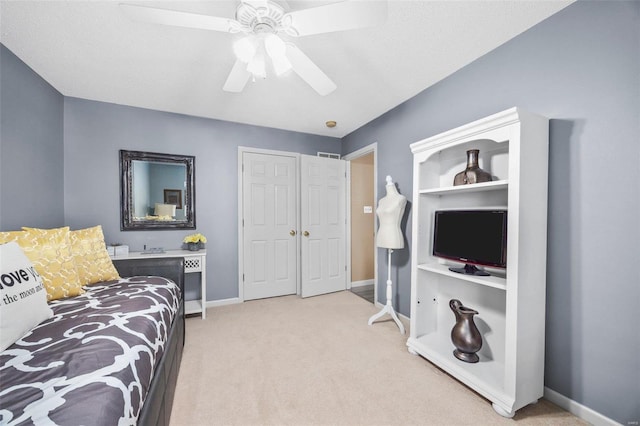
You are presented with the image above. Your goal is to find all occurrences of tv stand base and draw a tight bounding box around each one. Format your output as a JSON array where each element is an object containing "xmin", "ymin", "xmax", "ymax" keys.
[{"xmin": 449, "ymin": 264, "xmax": 490, "ymax": 276}]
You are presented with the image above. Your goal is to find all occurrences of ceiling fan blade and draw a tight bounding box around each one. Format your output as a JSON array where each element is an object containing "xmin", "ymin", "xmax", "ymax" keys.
[
  {"xmin": 223, "ymin": 60, "xmax": 252, "ymax": 93},
  {"xmin": 286, "ymin": 44, "xmax": 336, "ymax": 96},
  {"xmin": 120, "ymin": 4, "xmax": 241, "ymax": 33},
  {"xmin": 277, "ymin": 0, "xmax": 291, "ymax": 11},
  {"xmin": 283, "ymin": 1, "xmax": 387, "ymax": 37},
  {"xmin": 241, "ymin": 0, "xmax": 268, "ymax": 7}
]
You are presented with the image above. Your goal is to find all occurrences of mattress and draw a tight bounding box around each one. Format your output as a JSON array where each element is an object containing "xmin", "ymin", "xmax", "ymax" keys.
[{"xmin": 0, "ymin": 276, "xmax": 180, "ymax": 426}]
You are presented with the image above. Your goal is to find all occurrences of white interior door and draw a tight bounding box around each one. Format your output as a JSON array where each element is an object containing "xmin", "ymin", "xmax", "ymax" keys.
[
  {"xmin": 242, "ymin": 152, "xmax": 298, "ymax": 300},
  {"xmin": 300, "ymin": 155, "xmax": 347, "ymax": 298}
]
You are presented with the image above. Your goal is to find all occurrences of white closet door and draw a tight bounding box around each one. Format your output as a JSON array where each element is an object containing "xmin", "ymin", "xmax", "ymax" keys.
[
  {"xmin": 300, "ymin": 155, "xmax": 347, "ymax": 298},
  {"xmin": 242, "ymin": 152, "xmax": 298, "ymax": 300}
]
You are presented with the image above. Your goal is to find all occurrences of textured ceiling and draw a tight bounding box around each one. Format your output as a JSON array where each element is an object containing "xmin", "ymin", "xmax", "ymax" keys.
[{"xmin": 0, "ymin": 1, "xmax": 573, "ymax": 137}]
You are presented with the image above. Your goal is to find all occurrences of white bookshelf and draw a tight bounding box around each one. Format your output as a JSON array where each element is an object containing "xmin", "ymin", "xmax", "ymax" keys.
[
  {"xmin": 418, "ymin": 179, "xmax": 508, "ymax": 196},
  {"xmin": 417, "ymin": 262, "xmax": 507, "ymax": 291},
  {"xmin": 407, "ymin": 107, "xmax": 549, "ymax": 417}
]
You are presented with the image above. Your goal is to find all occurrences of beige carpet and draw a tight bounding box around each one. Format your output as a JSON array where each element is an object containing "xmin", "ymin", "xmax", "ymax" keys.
[{"xmin": 170, "ymin": 291, "xmax": 584, "ymax": 426}]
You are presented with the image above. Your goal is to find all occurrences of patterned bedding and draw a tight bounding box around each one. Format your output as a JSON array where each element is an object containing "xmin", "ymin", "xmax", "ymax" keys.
[{"xmin": 0, "ymin": 276, "xmax": 180, "ymax": 426}]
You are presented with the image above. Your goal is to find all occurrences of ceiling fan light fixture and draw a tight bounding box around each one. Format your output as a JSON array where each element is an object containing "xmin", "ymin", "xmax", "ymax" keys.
[
  {"xmin": 246, "ymin": 51, "xmax": 267, "ymax": 79},
  {"xmin": 271, "ymin": 56, "xmax": 292, "ymax": 76},
  {"xmin": 264, "ymin": 34, "xmax": 291, "ymax": 75},
  {"xmin": 233, "ymin": 36, "xmax": 257, "ymax": 63},
  {"xmin": 264, "ymin": 34, "xmax": 285, "ymax": 58}
]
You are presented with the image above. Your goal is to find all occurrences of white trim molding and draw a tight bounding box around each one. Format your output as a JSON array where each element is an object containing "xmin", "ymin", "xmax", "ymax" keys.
[
  {"xmin": 543, "ymin": 387, "xmax": 622, "ymax": 426},
  {"xmin": 343, "ymin": 142, "xmax": 378, "ymax": 302},
  {"xmin": 351, "ymin": 279, "xmax": 374, "ymax": 288}
]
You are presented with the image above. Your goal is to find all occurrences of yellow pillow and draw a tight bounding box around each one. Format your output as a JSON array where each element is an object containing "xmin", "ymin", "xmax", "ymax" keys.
[
  {"xmin": 69, "ymin": 225, "xmax": 120, "ymax": 285},
  {"xmin": 0, "ymin": 227, "xmax": 84, "ymax": 301}
]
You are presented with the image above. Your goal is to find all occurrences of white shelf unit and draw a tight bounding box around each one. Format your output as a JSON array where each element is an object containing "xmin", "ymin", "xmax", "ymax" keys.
[
  {"xmin": 407, "ymin": 107, "xmax": 549, "ymax": 417},
  {"xmin": 112, "ymin": 249, "xmax": 207, "ymax": 319}
]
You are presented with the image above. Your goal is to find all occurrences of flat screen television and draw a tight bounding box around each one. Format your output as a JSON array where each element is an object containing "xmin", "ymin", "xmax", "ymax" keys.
[{"xmin": 432, "ymin": 209, "xmax": 507, "ymax": 276}]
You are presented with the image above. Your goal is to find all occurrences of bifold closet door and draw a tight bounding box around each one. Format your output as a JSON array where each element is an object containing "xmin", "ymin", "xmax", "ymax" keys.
[{"xmin": 242, "ymin": 152, "xmax": 298, "ymax": 300}]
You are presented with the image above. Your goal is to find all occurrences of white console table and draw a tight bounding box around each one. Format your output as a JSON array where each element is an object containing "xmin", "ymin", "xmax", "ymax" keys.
[{"xmin": 111, "ymin": 249, "xmax": 207, "ymax": 319}]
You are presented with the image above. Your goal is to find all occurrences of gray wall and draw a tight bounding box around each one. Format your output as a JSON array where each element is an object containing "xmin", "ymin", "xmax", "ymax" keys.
[
  {"xmin": 342, "ymin": 1, "xmax": 639, "ymax": 423},
  {"xmin": 2, "ymin": 0, "xmax": 638, "ymax": 422},
  {"xmin": 0, "ymin": 45, "xmax": 64, "ymax": 231},
  {"xmin": 63, "ymin": 97, "xmax": 341, "ymax": 301}
]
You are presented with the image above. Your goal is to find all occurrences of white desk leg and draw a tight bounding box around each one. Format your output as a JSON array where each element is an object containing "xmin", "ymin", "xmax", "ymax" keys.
[
  {"xmin": 200, "ymin": 255, "xmax": 206, "ymax": 319},
  {"xmin": 368, "ymin": 249, "xmax": 405, "ymax": 334}
]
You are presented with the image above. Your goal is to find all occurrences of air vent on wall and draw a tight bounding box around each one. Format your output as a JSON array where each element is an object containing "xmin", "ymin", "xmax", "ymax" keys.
[{"xmin": 317, "ymin": 152, "xmax": 341, "ymax": 159}]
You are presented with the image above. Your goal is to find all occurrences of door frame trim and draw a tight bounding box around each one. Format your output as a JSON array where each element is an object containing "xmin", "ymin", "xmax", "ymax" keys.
[
  {"xmin": 343, "ymin": 142, "xmax": 378, "ymax": 304},
  {"xmin": 237, "ymin": 146, "xmax": 301, "ymax": 302}
]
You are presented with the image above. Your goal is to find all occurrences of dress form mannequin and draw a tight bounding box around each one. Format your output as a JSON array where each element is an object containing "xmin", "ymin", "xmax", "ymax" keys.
[{"xmin": 368, "ymin": 176, "xmax": 407, "ymax": 334}]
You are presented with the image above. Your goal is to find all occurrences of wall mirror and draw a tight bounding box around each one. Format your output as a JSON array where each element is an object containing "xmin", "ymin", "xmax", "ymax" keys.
[{"xmin": 120, "ymin": 150, "xmax": 196, "ymax": 230}]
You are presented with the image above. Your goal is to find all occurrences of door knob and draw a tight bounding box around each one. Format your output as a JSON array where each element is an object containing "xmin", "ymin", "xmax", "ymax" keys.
[
  {"xmin": 303, "ymin": 231, "xmax": 309, "ymax": 237},
  {"xmin": 289, "ymin": 230, "xmax": 296, "ymax": 236}
]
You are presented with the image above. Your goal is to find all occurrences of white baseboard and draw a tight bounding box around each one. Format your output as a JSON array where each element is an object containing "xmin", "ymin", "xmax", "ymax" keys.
[
  {"xmin": 351, "ymin": 279, "xmax": 374, "ymax": 288},
  {"xmin": 205, "ymin": 297, "xmax": 241, "ymax": 308},
  {"xmin": 543, "ymin": 387, "xmax": 621, "ymax": 426}
]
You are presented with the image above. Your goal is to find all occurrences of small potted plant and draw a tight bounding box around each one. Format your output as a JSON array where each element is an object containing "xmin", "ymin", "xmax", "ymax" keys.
[{"xmin": 183, "ymin": 233, "xmax": 207, "ymax": 251}]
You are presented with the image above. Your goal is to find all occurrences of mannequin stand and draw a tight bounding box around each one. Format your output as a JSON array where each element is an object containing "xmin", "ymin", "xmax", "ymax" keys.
[{"xmin": 368, "ymin": 249, "xmax": 405, "ymax": 334}]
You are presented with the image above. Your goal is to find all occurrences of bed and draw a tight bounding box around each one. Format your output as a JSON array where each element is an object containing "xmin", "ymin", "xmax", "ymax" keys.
[{"xmin": 0, "ymin": 257, "xmax": 185, "ymax": 426}]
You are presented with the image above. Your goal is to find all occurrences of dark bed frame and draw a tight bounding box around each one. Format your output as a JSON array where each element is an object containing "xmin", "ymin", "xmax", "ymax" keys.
[{"xmin": 113, "ymin": 257, "xmax": 186, "ymax": 426}]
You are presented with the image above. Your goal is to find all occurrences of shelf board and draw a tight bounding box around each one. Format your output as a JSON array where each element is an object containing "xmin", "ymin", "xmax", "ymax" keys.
[
  {"xmin": 419, "ymin": 179, "xmax": 508, "ymax": 196},
  {"xmin": 417, "ymin": 262, "xmax": 507, "ymax": 290},
  {"xmin": 407, "ymin": 333, "xmax": 512, "ymax": 408},
  {"xmin": 185, "ymin": 299, "xmax": 203, "ymax": 315}
]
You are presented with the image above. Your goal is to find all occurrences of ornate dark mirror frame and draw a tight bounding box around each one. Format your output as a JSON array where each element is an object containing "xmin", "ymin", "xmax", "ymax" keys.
[{"xmin": 120, "ymin": 150, "xmax": 196, "ymax": 231}]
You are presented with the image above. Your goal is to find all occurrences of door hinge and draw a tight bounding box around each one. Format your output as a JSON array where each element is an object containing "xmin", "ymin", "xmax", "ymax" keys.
[{"xmin": 242, "ymin": 273, "xmax": 245, "ymax": 282}]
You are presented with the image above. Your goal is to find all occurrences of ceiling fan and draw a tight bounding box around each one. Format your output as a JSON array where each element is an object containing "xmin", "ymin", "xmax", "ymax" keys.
[{"xmin": 120, "ymin": 0, "xmax": 387, "ymax": 96}]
